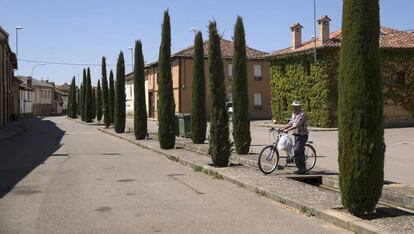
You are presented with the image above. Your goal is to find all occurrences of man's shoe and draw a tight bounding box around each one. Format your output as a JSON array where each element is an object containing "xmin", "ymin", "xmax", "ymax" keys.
[{"xmin": 294, "ymin": 169, "xmax": 307, "ymax": 175}]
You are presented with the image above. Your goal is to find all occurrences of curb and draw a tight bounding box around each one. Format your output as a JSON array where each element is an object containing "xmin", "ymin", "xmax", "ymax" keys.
[{"xmin": 95, "ymin": 126, "xmax": 387, "ymax": 234}]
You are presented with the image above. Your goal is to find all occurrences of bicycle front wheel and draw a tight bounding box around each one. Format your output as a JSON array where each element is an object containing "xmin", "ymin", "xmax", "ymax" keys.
[
  {"xmin": 304, "ymin": 144, "xmax": 316, "ymax": 172},
  {"xmin": 258, "ymin": 145, "xmax": 279, "ymax": 174}
]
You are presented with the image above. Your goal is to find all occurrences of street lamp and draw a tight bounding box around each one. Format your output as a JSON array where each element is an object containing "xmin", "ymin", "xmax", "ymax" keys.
[
  {"xmin": 31, "ymin": 63, "xmax": 46, "ymax": 78},
  {"xmin": 128, "ymin": 47, "xmax": 133, "ymax": 71},
  {"xmin": 313, "ymin": 0, "xmax": 317, "ymax": 62},
  {"xmin": 16, "ymin": 26, "xmax": 23, "ymax": 67}
]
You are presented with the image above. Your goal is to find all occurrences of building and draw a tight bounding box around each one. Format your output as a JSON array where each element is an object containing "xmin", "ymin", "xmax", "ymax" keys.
[
  {"xmin": 54, "ymin": 89, "xmax": 68, "ymax": 115},
  {"xmin": 144, "ymin": 38, "xmax": 271, "ymax": 120},
  {"xmin": 12, "ymin": 76, "xmax": 22, "ymax": 120},
  {"xmin": 18, "ymin": 76, "xmax": 55, "ymax": 116},
  {"xmin": 267, "ymin": 15, "xmax": 414, "ymax": 127},
  {"xmin": 55, "ymin": 83, "xmax": 70, "ymax": 115},
  {"xmin": 0, "ymin": 26, "xmax": 18, "ymax": 127},
  {"xmin": 18, "ymin": 76, "xmax": 33, "ymax": 117},
  {"xmin": 125, "ymin": 73, "xmax": 149, "ymax": 116}
]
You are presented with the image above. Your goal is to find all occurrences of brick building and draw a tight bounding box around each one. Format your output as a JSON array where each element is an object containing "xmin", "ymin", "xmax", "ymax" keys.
[
  {"xmin": 0, "ymin": 26, "xmax": 18, "ymax": 127},
  {"xmin": 144, "ymin": 38, "xmax": 272, "ymax": 120},
  {"xmin": 267, "ymin": 15, "xmax": 414, "ymax": 127}
]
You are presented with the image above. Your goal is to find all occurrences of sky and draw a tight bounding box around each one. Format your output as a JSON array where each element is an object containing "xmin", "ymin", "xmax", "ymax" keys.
[{"xmin": 1, "ymin": 0, "xmax": 413, "ymax": 85}]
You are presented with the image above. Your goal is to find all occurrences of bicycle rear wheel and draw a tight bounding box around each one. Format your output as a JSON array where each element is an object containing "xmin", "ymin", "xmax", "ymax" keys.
[
  {"xmin": 258, "ymin": 145, "xmax": 279, "ymax": 174},
  {"xmin": 304, "ymin": 144, "xmax": 316, "ymax": 172}
]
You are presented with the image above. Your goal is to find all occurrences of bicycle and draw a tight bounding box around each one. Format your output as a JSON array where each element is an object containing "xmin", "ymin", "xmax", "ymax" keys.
[{"xmin": 258, "ymin": 127, "xmax": 317, "ymax": 174}]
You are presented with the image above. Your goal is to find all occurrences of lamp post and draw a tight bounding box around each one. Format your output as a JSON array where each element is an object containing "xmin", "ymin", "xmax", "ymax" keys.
[
  {"xmin": 16, "ymin": 26, "xmax": 23, "ymax": 67},
  {"xmin": 313, "ymin": 0, "xmax": 317, "ymax": 62},
  {"xmin": 128, "ymin": 47, "xmax": 133, "ymax": 71},
  {"xmin": 31, "ymin": 63, "xmax": 46, "ymax": 78}
]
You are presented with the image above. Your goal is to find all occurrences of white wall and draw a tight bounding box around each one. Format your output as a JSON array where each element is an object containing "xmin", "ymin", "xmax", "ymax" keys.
[
  {"xmin": 20, "ymin": 90, "xmax": 33, "ymax": 114},
  {"xmin": 125, "ymin": 79, "xmax": 149, "ymax": 116},
  {"xmin": 33, "ymin": 88, "xmax": 53, "ymax": 104}
]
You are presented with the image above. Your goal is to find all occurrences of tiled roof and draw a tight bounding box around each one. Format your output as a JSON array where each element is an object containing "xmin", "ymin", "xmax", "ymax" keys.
[
  {"xmin": 267, "ymin": 27, "xmax": 414, "ymax": 58},
  {"xmin": 17, "ymin": 76, "xmax": 55, "ymax": 88},
  {"xmin": 173, "ymin": 38, "xmax": 268, "ymax": 59}
]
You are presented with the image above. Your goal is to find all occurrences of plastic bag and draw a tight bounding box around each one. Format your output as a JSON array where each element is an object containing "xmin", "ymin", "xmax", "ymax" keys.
[{"xmin": 277, "ymin": 133, "xmax": 293, "ymax": 152}]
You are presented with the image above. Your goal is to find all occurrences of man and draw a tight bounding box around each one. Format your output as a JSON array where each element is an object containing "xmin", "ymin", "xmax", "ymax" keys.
[{"xmin": 281, "ymin": 100, "xmax": 309, "ymax": 175}]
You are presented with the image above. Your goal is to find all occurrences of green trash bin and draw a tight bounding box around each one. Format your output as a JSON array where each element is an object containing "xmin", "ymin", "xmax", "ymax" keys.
[
  {"xmin": 175, "ymin": 113, "xmax": 180, "ymax": 136},
  {"xmin": 177, "ymin": 113, "xmax": 191, "ymax": 138}
]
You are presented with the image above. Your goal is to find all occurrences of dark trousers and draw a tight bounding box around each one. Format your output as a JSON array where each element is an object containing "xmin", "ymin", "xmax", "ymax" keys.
[{"xmin": 294, "ymin": 134, "xmax": 308, "ymax": 171}]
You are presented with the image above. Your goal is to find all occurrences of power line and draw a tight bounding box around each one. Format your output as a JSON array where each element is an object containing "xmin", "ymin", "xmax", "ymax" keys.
[{"xmin": 18, "ymin": 58, "xmax": 132, "ymax": 67}]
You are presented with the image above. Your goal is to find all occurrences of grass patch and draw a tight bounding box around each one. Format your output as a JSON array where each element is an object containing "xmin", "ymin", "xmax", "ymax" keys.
[
  {"xmin": 192, "ymin": 165, "xmax": 203, "ymax": 172},
  {"xmin": 255, "ymin": 188, "xmax": 267, "ymax": 197},
  {"xmin": 300, "ymin": 206, "xmax": 314, "ymax": 217},
  {"xmin": 166, "ymin": 155, "xmax": 179, "ymax": 162}
]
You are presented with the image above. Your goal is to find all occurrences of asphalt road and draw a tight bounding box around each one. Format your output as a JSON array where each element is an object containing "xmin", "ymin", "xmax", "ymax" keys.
[{"xmin": 0, "ymin": 117, "xmax": 349, "ymax": 234}]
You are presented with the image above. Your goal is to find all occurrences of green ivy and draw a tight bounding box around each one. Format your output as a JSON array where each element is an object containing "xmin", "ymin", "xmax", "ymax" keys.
[
  {"xmin": 380, "ymin": 49, "xmax": 414, "ymax": 117},
  {"xmin": 270, "ymin": 49, "xmax": 414, "ymax": 128},
  {"xmin": 270, "ymin": 53, "xmax": 330, "ymax": 127}
]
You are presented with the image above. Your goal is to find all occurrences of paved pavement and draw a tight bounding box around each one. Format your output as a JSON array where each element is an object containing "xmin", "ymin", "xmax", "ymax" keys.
[
  {"xmin": 127, "ymin": 117, "xmax": 414, "ymax": 186},
  {"xmin": 0, "ymin": 117, "xmax": 349, "ymax": 234}
]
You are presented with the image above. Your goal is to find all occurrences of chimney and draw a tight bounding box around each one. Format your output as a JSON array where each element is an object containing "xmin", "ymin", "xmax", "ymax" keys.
[
  {"xmin": 27, "ymin": 77, "xmax": 32, "ymax": 88},
  {"xmin": 290, "ymin": 23, "xmax": 303, "ymax": 49},
  {"xmin": 317, "ymin": 15, "xmax": 331, "ymax": 44}
]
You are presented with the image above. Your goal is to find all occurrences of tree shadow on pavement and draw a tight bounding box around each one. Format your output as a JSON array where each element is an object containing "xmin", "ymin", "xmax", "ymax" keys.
[{"xmin": 0, "ymin": 118, "xmax": 65, "ymax": 198}]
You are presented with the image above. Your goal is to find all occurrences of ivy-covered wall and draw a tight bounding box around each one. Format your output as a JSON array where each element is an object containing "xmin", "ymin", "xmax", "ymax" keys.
[
  {"xmin": 270, "ymin": 48, "xmax": 414, "ymax": 128},
  {"xmin": 381, "ymin": 49, "xmax": 414, "ymax": 121},
  {"xmin": 270, "ymin": 50, "xmax": 338, "ymax": 127}
]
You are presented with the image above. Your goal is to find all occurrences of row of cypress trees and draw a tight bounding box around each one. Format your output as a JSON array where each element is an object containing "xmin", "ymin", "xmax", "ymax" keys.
[
  {"xmin": 67, "ymin": 66, "xmax": 113, "ymax": 124},
  {"xmin": 189, "ymin": 16, "xmax": 251, "ymax": 165},
  {"xmin": 155, "ymin": 11, "xmax": 251, "ymax": 166}
]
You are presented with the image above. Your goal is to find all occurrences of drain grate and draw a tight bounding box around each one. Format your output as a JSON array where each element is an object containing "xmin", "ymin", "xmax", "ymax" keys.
[
  {"xmin": 101, "ymin": 153, "xmax": 121, "ymax": 156},
  {"xmin": 287, "ymin": 175, "xmax": 322, "ymax": 186},
  {"xmin": 52, "ymin": 153, "xmax": 69, "ymax": 156}
]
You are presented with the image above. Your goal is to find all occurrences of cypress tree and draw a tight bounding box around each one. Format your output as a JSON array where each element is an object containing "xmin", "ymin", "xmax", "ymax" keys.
[
  {"xmin": 338, "ymin": 0, "xmax": 384, "ymax": 217},
  {"xmin": 232, "ymin": 16, "xmax": 251, "ymax": 154},
  {"xmin": 101, "ymin": 57, "xmax": 110, "ymax": 128},
  {"xmin": 134, "ymin": 40, "xmax": 147, "ymax": 140},
  {"xmin": 208, "ymin": 21, "xmax": 230, "ymax": 167},
  {"xmin": 78, "ymin": 84, "xmax": 82, "ymax": 118},
  {"xmin": 92, "ymin": 87, "xmax": 96, "ymax": 120},
  {"xmin": 97, "ymin": 80, "xmax": 103, "ymax": 122},
  {"xmin": 191, "ymin": 31, "xmax": 207, "ymax": 144},
  {"xmin": 109, "ymin": 70, "xmax": 115, "ymax": 123},
  {"xmin": 157, "ymin": 10, "xmax": 176, "ymax": 149},
  {"xmin": 81, "ymin": 69, "xmax": 86, "ymax": 121},
  {"xmin": 85, "ymin": 67, "xmax": 93, "ymax": 122},
  {"xmin": 69, "ymin": 77, "xmax": 77, "ymax": 118},
  {"xmin": 114, "ymin": 51, "xmax": 126, "ymax": 133},
  {"xmin": 67, "ymin": 78, "xmax": 72, "ymax": 118}
]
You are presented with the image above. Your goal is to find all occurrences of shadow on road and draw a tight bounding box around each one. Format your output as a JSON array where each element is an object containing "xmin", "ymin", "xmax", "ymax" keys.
[{"xmin": 0, "ymin": 118, "xmax": 65, "ymax": 198}]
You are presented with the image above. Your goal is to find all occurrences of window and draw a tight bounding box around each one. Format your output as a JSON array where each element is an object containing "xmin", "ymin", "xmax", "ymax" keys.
[
  {"xmin": 254, "ymin": 65, "xmax": 262, "ymax": 81},
  {"xmin": 228, "ymin": 64, "xmax": 233, "ymax": 80},
  {"xmin": 254, "ymin": 92, "xmax": 263, "ymax": 110}
]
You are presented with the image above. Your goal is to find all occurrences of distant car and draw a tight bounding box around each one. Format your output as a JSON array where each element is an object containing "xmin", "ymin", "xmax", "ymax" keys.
[{"xmin": 226, "ymin": 102, "xmax": 233, "ymax": 115}]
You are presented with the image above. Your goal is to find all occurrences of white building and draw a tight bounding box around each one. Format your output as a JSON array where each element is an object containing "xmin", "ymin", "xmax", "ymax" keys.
[
  {"xmin": 17, "ymin": 76, "xmax": 34, "ymax": 117},
  {"xmin": 55, "ymin": 89, "xmax": 68, "ymax": 115},
  {"xmin": 125, "ymin": 72, "xmax": 149, "ymax": 116}
]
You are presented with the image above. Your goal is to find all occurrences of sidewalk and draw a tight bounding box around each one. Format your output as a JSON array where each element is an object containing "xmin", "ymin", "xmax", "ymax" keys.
[
  {"xmin": 0, "ymin": 119, "xmax": 28, "ymax": 141},
  {"xmin": 66, "ymin": 117, "xmax": 414, "ymax": 234}
]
